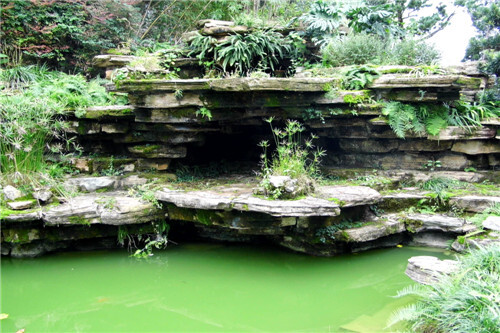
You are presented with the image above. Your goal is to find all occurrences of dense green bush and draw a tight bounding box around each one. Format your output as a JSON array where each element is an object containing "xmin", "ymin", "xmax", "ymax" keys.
[
  {"xmin": 389, "ymin": 244, "xmax": 500, "ymax": 332},
  {"xmin": 322, "ymin": 34, "xmax": 440, "ymax": 67},
  {"xmin": 389, "ymin": 39, "xmax": 441, "ymax": 66},
  {"xmin": 322, "ymin": 34, "xmax": 386, "ymax": 67}
]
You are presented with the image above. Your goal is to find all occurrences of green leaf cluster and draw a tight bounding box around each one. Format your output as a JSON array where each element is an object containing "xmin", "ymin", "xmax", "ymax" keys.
[
  {"xmin": 389, "ymin": 244, "xmax": 500, "ymax": 332},
  {"xmin": 189, "ymin": 30, "xmax": 299, "ymax": 76}
]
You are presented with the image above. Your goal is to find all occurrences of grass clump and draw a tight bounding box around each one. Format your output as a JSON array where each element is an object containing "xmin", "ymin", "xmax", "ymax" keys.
[
  {"xmin": 388, "ymin": 244, "xmax": 500, "ymax": 332},
  {"xmin": 257, "ymin": 117, "xmax": 325, "ymax": 199},
  {"xmin": 0, "ymin": 65, "xmax": 124, "ymax": 194}
]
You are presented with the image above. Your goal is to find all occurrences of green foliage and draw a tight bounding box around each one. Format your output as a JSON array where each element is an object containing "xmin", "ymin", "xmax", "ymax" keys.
[
  {"xmin": 302, "ymin": 108, "xmax": 325, "ymax": 123},
  {"xmin": 128, "ymin": 180, "xmax": 163, "ymax": 209},
  {"xmin": 315, "ymin": 220, "xmax": 364, "ymax": 243},
  {"xmin": 321, "ymin": 34, "xmax": 440, "ymax": 67},
  {"xmin": 300, "ymin": 0, "xmax": 345, "ymax": 46},
  {"xmin": 346, "ymin": 4, "xmax": 402, "ymax": 39},
  {"xmin": 0, "ymin": 67, "xmax": 121, "ymax": 194},
  {"xmin": 389, "ymin": 39, "xmax": 441, "ymax": 66},
  {"xmin": 196, "ymin": 107, "xmax": 213, "ymax": 121},
  {"xmin": 258, "ymin": 118, "xmax": 325, "ymax": 199},
  {"xmin": 118, "ymin": 220, "xmax": 170, "ymax": 258},
  {"xmin": 389, "ymin": 244, "xmax": 500, "ymax": 332},
  {"xmin": 422, "ymin": 160, "xmax": 442, "ymax": 171},
  {"xmin": 469, "ymin": 203, "xmax": 500, "ymax": 228},
  {"xmin": 382, "ymin": 102, "xmax": 450, "ymax": 139},
  {"xmin": 0, "ymin": 0, "xmax": 139, "ymax": 71},
  {"xmin": 419, "ymin": 177, "xmax": 468, "ymax": 205},
  {"xmin": 341, "ymin": 66, "xmax": 380, "ymax": 90},
  {"xmin": 322, "ymin": 33, "xmax": 386, "ymax": 67},
  {"xmin": 457, "ymin": 0, "xmax": 499, "ymax": 75},
  {"xmin": 446, "ymin": 99, "xmax": 500, "ymax": 133},
  {"xmin": 188, "ymin": 29, "xmax": 299, "ymax": 76},
  {"xmin": 0, "ymin": 64, "xmax": 51, "ymax": 89}
]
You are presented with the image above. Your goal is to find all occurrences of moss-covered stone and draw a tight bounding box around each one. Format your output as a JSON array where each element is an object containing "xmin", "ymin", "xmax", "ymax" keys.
[{"xmin": 68, "ymin": 215, "xmax": 92, "ymax": 226}]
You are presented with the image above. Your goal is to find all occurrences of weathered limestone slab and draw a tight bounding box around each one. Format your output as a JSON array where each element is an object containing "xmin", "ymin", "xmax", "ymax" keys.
[
  {"xmin": 142, "ymin": 93, "xmax": 204, "ymax": 108},
  {"xmin": 231, "ymin": 195, "xmax": 340, "ymax": 217},
  {"xmin": 119, "ymin": 79, "xmax": 210, "ymax": 92},
  {"xmin": 452, "ymin": 141, "xmax": 500, "ymax": 155},
  {"xmin": 341, "ymin": 218, "xmax": 404, "ymax": 242},
  {"xmin": 1, "ymin": 209, "xmax": 43, "ymax": 223},
  {"xmin": 405, "ymin": 256, "xmax": 458, "ymax": 285},
  {"xmin": 201, "ymin": 25, "xmax": 248, "ymax": 35},
  {"xmin": 449, "ymin": 196, "xmax": 500, "ymax": 213},
  {"xmin": 370, "ymin": 74, "xmax": 482, "ymax": 89},
  {"xmin": 380, "ymin": 192, "xmax": 427, "ymax": 211},
  {"xmin": 66, "ymin": 177, "xmax": 116, "ymax": 192},
  {"xmin": 93, "ymin": 55, "xmax": 137, "ymax": 68},
  {"xmin": 428, "ymin": 127, "xmax": 496, "ymax": 140},
  {"xmin": 64, "ymin": 121, "xmax": 128, "ymax": 135},
  {"xmin": 33, "ymin": 190, "xmax": 52, "ymax": 203},
  {"xmin": 127, "ymin": 144, "xmax": 187, "ymax": 158},
  {"xmin": 197, "ymin": 19, "xmax": 234, "ymax": 28},
  {"xmin": 208, "ymin": 77, "xmax": 337, "ymax": 92},
  {"xmin": 338, "ymin": 139, "xmax": 398, "ymax": 153},
  {"xmin": 156, "ymin": 187, "xmax": 341, "ymax": 217},
  {"xmin": 42, "ymin": 192, "xmax": 163, "ymax": 225},
  {"xmin": 399, "ymin": 140, "xmax": 453, "ymax": 152},
  {"xmin": 7, "ymin": 200, "xmax": 35, "ymax": 210},
  {"xmin": 316, "ymin": 186, "xmax": 381, "ymax": 207},
  {"xmin": 79, "ymin": 105, "xmax": 134, "ymax": 119},
  {"xmin": 409, "ymin": 231, "xmax": 456, "ymax": 248},
  {"xmin": 3, "ymin": 185, "xmax": 23, "ymax": 201},
  {"xmin": 113, "ymin": 131, "xmax": 203, "ymax": 144},
  {"xmin": 405, "ymin": 213, "xmax": 467, "ymax": 233},
  {"xmin": 451, "ymin": 232, "xmax": 500, "ymax": 252},
  {"xmin": 483, "ymin": 216, "xmax": 500, "ymax": 231}
]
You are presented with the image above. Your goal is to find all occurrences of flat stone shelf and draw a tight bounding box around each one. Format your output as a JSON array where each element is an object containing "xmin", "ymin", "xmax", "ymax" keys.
[
  {"xmin": 156, "ymin": 186, "xmax": 337, "ymax": 217},
  {"xmin": 117, "ymin": 73, "xmax": 484, "ymax": 93},
  {"xmin": 43, "ymin": 192, "xmax": 163, "ymax": 226}
]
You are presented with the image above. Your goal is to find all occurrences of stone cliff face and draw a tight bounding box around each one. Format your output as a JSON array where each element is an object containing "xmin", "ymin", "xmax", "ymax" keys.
[{"xmin": 1, "ymin": 61, "xmax": 499, "ymax": 257}]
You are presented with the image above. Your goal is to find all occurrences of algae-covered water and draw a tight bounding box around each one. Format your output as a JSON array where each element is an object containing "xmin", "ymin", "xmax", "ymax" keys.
[{"xmin": 1, "ymin": 244, "xmax": 450, "ymax": 332}]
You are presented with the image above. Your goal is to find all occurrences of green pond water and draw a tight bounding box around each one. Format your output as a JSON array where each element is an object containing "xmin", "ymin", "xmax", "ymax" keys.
[{"xmin": 1, "ymin": 243, "xmax": 451, "ymax": 332}]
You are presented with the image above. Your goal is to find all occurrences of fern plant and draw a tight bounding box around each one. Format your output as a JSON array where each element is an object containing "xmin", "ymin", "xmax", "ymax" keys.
[
  {"xmin": 388, "ymin": 245, "xmax": 500, "ymax": 332},
  {"xmin": 188, "ymin": 30, "xmax": 295, "ymax": 76},
  {"xmin": 341, "ymin": 65, "xmax": 380, "ymax": 90},
  {"xmin": 382, "ymin": 102, "xmax": 449, "ymax": 139}
]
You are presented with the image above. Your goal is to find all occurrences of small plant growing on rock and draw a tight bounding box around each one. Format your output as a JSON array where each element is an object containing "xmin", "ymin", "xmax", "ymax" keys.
[{"xmin": 256, "ymin": 117, "xmax": 325, "ymax": 199}]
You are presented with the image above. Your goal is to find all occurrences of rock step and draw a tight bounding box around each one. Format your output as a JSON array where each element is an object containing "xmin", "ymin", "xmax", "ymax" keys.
[
  {"xmin": 156, "ymin": 185, "xmax": 381, "ymax": 217},
  {"xmin": 338, "ymin": 217, "xmax": 404, "ymax": 243},
  {"xmin": 449, "ymin": 196, "xmax": 500, "ymax": 213}
]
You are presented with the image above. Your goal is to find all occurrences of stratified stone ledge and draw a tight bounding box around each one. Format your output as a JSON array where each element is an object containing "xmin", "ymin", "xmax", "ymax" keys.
[
  {"xmin": 156, "ymin": 187, "xmax": 341, "ymax": 217},
  {"xmin": 42, "ymin": 192, "xmax": 163, "ymax": 226},
  {"xmin": 341, "ymin": 217, "xmax": 404, "ymax": 242}
]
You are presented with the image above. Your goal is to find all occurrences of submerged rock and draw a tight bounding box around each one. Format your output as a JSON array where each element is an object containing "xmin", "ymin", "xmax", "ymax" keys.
[{"xmin": 405, "ymin": 256, "xmax": 458, "ymax": 285}]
